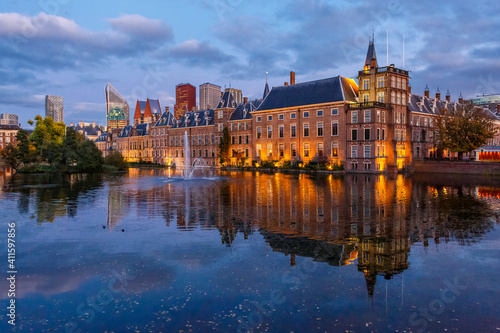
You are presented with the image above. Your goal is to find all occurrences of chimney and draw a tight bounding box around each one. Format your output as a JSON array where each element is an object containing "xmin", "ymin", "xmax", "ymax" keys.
[
  {"xmin": 436, "ymin": 87, "xmax": 441, "ymax": 100},
  {"xmin": 424, "ymin": 84, "xmax": 430, "ymax": 98},
  {"xmin": 408, "ymin": 85, "xmax": 412, "ymax": 94},
  {"xmin": 290, "ymin": 71, "xmax": 295, "ymax": 85},
  {"xmin": 165, "ymin": 106, "xmax": 169, "ymax": 113},
  {"xmin": 458, "ymin": 93, "xmax": 463, "ymax": 104},
  {"xmin": 92, "ymin": 121, "xmax": 96, "ymax": 128},
  {"xmin": 284, "ymin": 82, "xmax": 289, "ymax": 86},
  {"xmin": 371, "ymin": 58, "xmax": 376, "ymax": 68},
  {"xmin": 192, "ymin": 106, "xmax": 196, "ymax": 111},
  {"xmin": 445, "ymin": 89, "xmax": 451, "ymax": 102},
  {"xmin": 243, "ymin": 97, "xmax": 248, "ymax": 104}
]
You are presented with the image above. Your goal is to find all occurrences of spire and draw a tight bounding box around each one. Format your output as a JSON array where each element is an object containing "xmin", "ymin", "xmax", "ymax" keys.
[
  {"xmin": 263, "ymin": 73, "xmax": 270, "ymax": 99},
  {"xmin": 365, "ymin": 36, "xmax": 378, "ymax": 68}
]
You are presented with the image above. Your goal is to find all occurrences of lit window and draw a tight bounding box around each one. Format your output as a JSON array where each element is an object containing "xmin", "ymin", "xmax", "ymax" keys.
[
  {"xmin": 304, "ymin": 143, "xmax": 310, "ymax": 157},
  {"xmin": 377, "ymin": 77, "xmax": 384, "ymax": 88},
  {"xmin": 279, "ymin": 144, "xmax": 284, "ymax": 157},
  {"xmin": 363, "ymin": 94, "xmax": 369, "ymax": 102},
  {"xmin": 351, "ymin": 146, "xmax": 358, "ymax": 158},
  {"xmin": 256, "ymin": 144, "xmax": 261, "ymax": 157},
  {"xmin": 331, "ymin": 142, "xmax": 338, "ymax": 157},
  {"xmin": 291, "ymin": 143, "xmax": 297, "ymax": 157},
  {"xmin": 317, "ymin": 142, "xmax": 324, "ymax": 156},
  {"xmin": 377, "ymin": 93, "xmax": 384, "ymax": 103},
  {"xmin": 267, "ymin": 144, "xmax": 273, "ymax": 157},
  {"xmin": 257, "ymin": 127, "xmax": 262, "ymax": 139},
  {"xmin": 363, "ymin": 79, "xmax": 369, "ymax": 90}
]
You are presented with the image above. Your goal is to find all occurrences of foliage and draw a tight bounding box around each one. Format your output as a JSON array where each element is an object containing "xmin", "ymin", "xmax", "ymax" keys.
[
  {"xmin": 436, "ymin": 102, "xmax": 496, "ymax": 159},
  {"xmin": 104, "ymin": 151, "xmax": 129, "ymax": 171},
  {"xmin": 16, "ymin": 129, "xmax": 36, "ymax": 165},
  {"xmin": 74, "ymin": 140, "xmax": 104, "ymax": 172},
  {"xmin": 29, "ymin": 115, "xmax": 65, "ymax": 162},
  {"xmin": 1, "ymin": 144, "xmax": 20, "ymax": 170},
  {"xmin": 217, "ymin": 126, "xmax": 231, "ymax": 166}
]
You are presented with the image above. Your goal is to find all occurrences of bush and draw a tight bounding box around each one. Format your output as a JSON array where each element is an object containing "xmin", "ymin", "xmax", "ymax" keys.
[{"xmin": 104, "ymin": 151, "xmax": 129, "ymax": 171}]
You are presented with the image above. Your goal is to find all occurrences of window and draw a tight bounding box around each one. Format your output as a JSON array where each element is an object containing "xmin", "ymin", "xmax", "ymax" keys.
[
  {"xmin": 303, "ymin": 111, "xmax": 309, "ymax": 118},
  {"xmin": 377, "ymin": 92, "xmax": 384, "ymax": 103},
  {"xmin": 218, "ymin": 110, "xmax": 224, "ymax": 119},
  {"xmin": 391, "ymin": 91, "xmax": 396, "ymax": 103},
  {"xmin": 257, "ymin": 127, "xmax": 262, "ymax": 139},
  {"xmin": 291, "ymin": 143, "xmax": 297, "ymax": 157},
  {"xmin": 238, "ymin": 136, "xmax": 242, "ymax": 144},
  {"xmin": 397, "ymin": 77, "xmax": 401, "ymax": 89},
  {"xmin": 331, "ymin": 122, "xmax": 338, "ymax": 136},
  {"xmin": 363, "ymin": 94, "xmax": 369, "ymax": 102},
  {"xmin": 205, "ymin": 135, "xmax": 208, "ymax": 145},
  {"xmin": 291, "ymin": 124, "xmax": 296, "ymax": 138},
  {"xmin": 382, "ymin": 129, "xmax": 386, "ymax": 140},
  {"xmin": 304, "ymin": 123, "xmax": 309, "ymax": 137},
  {"xmin": 256, "ymin": 144, "xmax": 261, "ymax": 157},
  {"xmin": 382, "ymin": 145, "xmax": 385, "ymax": 156},
  {"xmin": 364, "ymin": 163, "xmax": 371, "ymax": 170},
  {"xmin": 317, "ymin": 142, "xmax": 324, "ymax": 156},
  {"xmin": 402, "ymin": 93, "xmax": 406, "ymax": 106},
  {"xmin": 256, "ymin": 116, "xmax": 262, "ymax": 122},
  {"xmin": 199, "ymin": 135, "xmax": 202, "ymax": 145},
  {"xmin": 416, "ymin": 116, "xmax": 420, "ymax": 126},
  {"xmin": 397, "ymin": 92, "xmax": 401, "ymax": 105},
  {"xmin": 279, "ymin": 125, "xmax": 284, "ymax": 138},
  {"xmin": 218, "ymin": 123, "xmax": 223, "ymax": 132},
  {"xmin": 364, "ymin": 128, "xmax": 370, "ymax": 140},
  {"xmin": 245, "ymin": 135, "xmax": 249, "ymax": 144},
  {"xmin": 363, "ymin": 79, "xmax": 369, "ymax": 89},
  {"xmin": 351, "ymin": 111, "xmax": 358, "ymax": 124},
  {"xmin": 351, "ymin": 129, "xmax": 358, "ymax": 141},
  {"xmin": 391, "ymin": 76, "xmax": 395, "ymax": 87},
  {"xmin": 377, "ymin": 77, "xmax": 384, "ymax": 88},
  {"xmin": 231, "ymin": 123, "xmax": 235, "ymax": 131},
  {"xmin": 331, "ymin": 142, "xmax": 338, "ymax": 157},
  {"xmin": 424, "ymin": 117, "xmax": 428, "ymax": 127},
  {"xmin": 364, "ymin": 145, "xmax": 371, "ymax": 158},
  {"xmin": 402, "ymin": 78, "xmax": 406, "ymax": 89},
  {"xmin": 212, "ymin": 134, "xmax": 215, "ymax": 144},
  {"xmin": 231, "ymin": 136, "xmax": 235, "ymax": 144},
  {"xmin": 267, "ymin": 115, "xmax": 273, "ymax": 121},
  {"xmin": 245, "ymin": 122, "xmax": 249, "ymax": 130},
  {"xmin": 364, "ymin": 110, "xmax": 371, "ymax": 123},
  {"xmin": 279, "ymin": 114, "xmax": 284, "ymax": 120},
  {"xmin": 317, "ymin": 110, "xmax": 323, "ymax": 117},
  {"xmin": 351, "ymin": 146, "xmax": 358, "ymax": 158},
  {"xmin": 377, "ymin": 128, "xmax": 380, "ymax": 140},
  {"xmin": 304, "ymin": 143, "xmax": 310, "ymax": 157},
  {"xmin": 245, "ymin": 148, "xmax": 249, "ymax": 158},
  {"xmin": 279, "ymin": 144, "xmax": 284, "ymax": 157},
  {"xmin": 382, "ymin": 111, "xmax": 386, "ymax": 123},
  {"xmin": 267, "ymin": 144, "xmax": 273, "ymax": 157},
  {"xmin": 317, "ymin": 122, "xmax": 323, "ymax": 136},
  {"xmin": 290, "ymin": 113, "xmax": 296, "ymax": 119},
  {"xmin": 376, "ymin": 145, "xmax": 380, "ymax": 157},
  {"xmin": 332, "ymin": 108, "xmax": 338, "ymax": 115},
  {"xmin": 267, "ymin": 126, "xmax": 272, "ymax": 138}
]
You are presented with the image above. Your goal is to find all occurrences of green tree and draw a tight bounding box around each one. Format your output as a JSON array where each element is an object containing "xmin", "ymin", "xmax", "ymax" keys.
[
  {"xmin": 436, "ymin": 101, "xmax": 496, "ymax": 159},
  {"xmin": 104, "ymin": 151, "xmax": 129, "ymax": 170},
  {"xmin": 75, "ymin": 140, "xmax": 104, "ymax": 172},
  {"xmin": 29, "ymin": 115, "xmax": 65, "ymax": 162},
  {"xmin": 1, "ymin": 144, "xmax": 20, "ymax": 170},
  {"xmin": 217, "ymin": 126, "xmax": 231, "ymax": 166},
  {"xmin": 15, "ymin": 129, "xmax": 36, "ymax": 165}
]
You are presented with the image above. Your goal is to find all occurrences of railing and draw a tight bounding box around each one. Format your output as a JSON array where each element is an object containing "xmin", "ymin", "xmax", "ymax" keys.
[{"xmin": 348, "ymin": 101, "xmax": 387, "ymax": 109}]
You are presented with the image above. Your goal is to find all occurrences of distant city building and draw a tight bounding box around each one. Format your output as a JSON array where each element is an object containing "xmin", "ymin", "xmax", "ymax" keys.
[
  {"xmin": 106, "ymin": 83, "xmax": 130, "ymax": 128},
  {"xmin": 174, "ymin": 83, "xmax": 196, "ymax": 119},
  {"xmin": 0, "ymin": 124, "xmax": 21, "ymax": 152},
  {"xmin": 471, "ymin": 94, "xmax": 500, "ymax": 114},
  {"xmin": 0, "ymin": 113, "xmax": 19, "ymax": 126},
  {"xmin": 225, "ymin": 88, "xmax": 243, "ymax": 104},
  {"xmin": 107, "ymin": 107, "xmax": 127, "ymax": 130},
  {"xmin": 45, "ymin": 95, "xmax": 64, "ymax": 123},
  {"xmin": 199, "ymin": 83, "xmax": 221, "ymax": 110}
]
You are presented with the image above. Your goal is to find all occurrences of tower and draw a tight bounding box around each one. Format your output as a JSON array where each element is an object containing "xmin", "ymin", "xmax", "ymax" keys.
[
  {"xmin": 174, "ymin": 83, "xmax": 196, "ymax": 119},
  {"xmin": 199, "ymin": 83, "xmax": 221, "ymax": 110},
  {"xmin": 45, "ymin": 95, "xmax": 64, "ymax": 123},
  {"xmin": 106, "ymin": 83, "xmax": 130, "ymax": 127}
]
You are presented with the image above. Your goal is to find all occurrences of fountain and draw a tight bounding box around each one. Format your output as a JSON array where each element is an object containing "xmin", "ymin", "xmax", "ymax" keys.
[{"xmin": 175, "ymin": 130, "xmax": 212, "ymax": 180}]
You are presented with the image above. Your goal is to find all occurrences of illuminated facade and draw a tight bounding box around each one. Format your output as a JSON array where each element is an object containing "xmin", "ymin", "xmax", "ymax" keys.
[
  {"xmin": 174, "ymin": 83, "xmax": 196, "ymax": 119},
  {"xmin": 133, "ymin": 98, "xmax": 162, "ymax": 125},
  {"xmin": 105, "ymin": 83, "xmax": 130, "ymax": 128},
  {"xmin": 107, "ymin": 107, "xmax": 127, "ymax": 130},
  {"xmin": 45, "ymin": 95, "xmax": 64, "ymax": 123}
]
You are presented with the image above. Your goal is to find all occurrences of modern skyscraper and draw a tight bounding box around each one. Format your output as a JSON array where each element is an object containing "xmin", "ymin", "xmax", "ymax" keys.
[
  {"xmin": 45, "ymin": 95, "xmax": 64, "ymax": 123},
  {"xmin": 0, "ymin": 113, "xmax": 19, "ymax": 125},
  {"xmin": 225, "ymin": 88, "xmax": 243, "ymax": 104},
  {"xmin": 199, "ymin": 83, "xmax": 221, "ymax": 110},
  {"xmin": 174, "ymin": 83, "xmax": 196, "ymax": 119},
  {"xmin": 106, "ymin": 83, "xmax": 130, "ymax": 128}
]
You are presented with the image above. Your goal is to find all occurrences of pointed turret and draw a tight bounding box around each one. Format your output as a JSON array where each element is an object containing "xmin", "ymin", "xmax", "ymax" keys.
[
  {"xmin": 263, "ymin": 72, "xmax": 270, "ymax": 99},
  {"xmin": 365, "ymin": 36, "xmax": 378, "ymax": 68}
]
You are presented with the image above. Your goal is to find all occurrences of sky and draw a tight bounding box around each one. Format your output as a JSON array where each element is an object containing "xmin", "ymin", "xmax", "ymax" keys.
[{"xmin": 0, "ymin": 0, "xmax": 499, "ymax": 127}]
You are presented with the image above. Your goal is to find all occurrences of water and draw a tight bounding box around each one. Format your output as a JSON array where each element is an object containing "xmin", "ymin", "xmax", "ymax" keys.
[{"xmin": 0, "ymin": 168, "xmax": 499, "ymax": 332}]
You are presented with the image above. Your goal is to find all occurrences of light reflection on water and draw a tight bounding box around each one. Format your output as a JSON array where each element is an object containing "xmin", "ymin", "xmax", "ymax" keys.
[{"xmin": 0, "ymin": 168, "xmax": 499, "ymax": 332}]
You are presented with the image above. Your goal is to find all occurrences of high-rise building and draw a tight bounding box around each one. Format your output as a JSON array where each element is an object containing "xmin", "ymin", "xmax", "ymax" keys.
[
  {"xmin": 174, "ymin": 83, "xmax": 196, "ymax": 119},
  {"xmin": 45, "ymin": 95, "xmax": 64, "ymax": 123},
  {"xmin": 199, "ymin": 83, "xmax": 221, "ymax": 110},
  {"xmin": 0, "ymin": 113, "xmax": 19, "ymax": 126},
  {"xmin": 106, "ymin": 83, "xmax": 130, "ymax": 128},
  {"xmin": 225, "ymin": 88, "xmax": 243, "ymax": 104}
]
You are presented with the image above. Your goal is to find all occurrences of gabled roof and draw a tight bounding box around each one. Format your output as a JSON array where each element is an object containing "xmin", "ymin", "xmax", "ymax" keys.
[
  {"xmin": 216, "ymin": 91, "xmax": 237, "ymax": 109},
  {"xmin": 154, "ymin": 110, "xmax": 176, "ymax": 127},
  {"xmin": 95, "ymin": 132, "xmax": 109, "ymax": 142},
  {"xmin": 148, "ymin": 99, "xmax": 161, "ymax": 114},
  {"xmin": 71, "ymin": 124, "xmax": 105, "ymax": 136},
  {"xmin": 118, "ymin": 125, "xmax": 133, "ymax": 138},
  {"xmin": 256, "ymin": 76, "xmax": 359, "ymax": 111},
  {"xmin": 229, "ymin": 100, "xmax": 260, "ymax": 121},
  {"xmin": 263, "ymin": 82, "xmax": 270, "ymax": 99},
  {"xmin": 171, "ymin": 109, "xmax": 215, "ymax": 128},
  {"xmin": 136, "ymin": 123, "xmax": 150, "ymax": 136}
]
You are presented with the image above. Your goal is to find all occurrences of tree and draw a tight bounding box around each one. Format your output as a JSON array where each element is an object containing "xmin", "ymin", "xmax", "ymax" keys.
[
  {"xmin": 104, "ymin": 151, "xmax": 129, "ymax": 170},
  {"xmin": 436, "ymin": 101, "xmax": 496, "ymax": 159},
  {"xmin": 15, "ymin": 129, "xmax": 36, "ymax": 165},
  {"xmin": 1, "ymin": 144, "xmax": 20, "ymax": 170},
  {"xmin": 29, "ymin": 115, "xmax": 65, "ymax": 162},
  {"xmin": 75, "ymin": 140, "xmax": 104, "ymax": 172},
  {"xmin": 217, "ymin": 126, "xmax": 231, "ymax": 166}
]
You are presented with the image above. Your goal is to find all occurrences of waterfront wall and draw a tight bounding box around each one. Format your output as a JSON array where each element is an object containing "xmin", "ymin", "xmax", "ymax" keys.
[{"xmin": 414, "ymin": 160, "xmax": 500, "ymax": 175}]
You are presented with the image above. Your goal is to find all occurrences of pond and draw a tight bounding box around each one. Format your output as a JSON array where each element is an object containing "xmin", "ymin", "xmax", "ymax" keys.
[{"xmin": 0, "ymin": 168, "xmax": 499, "ymax": 332}]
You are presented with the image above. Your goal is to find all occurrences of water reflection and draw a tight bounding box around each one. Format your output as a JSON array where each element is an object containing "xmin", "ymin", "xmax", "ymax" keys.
[{"xmin": 4, "ymin": 168, "xmax": 499, "ymax": 300}]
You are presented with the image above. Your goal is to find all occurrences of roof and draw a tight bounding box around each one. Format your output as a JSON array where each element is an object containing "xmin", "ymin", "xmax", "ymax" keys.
[
  {"xmin": 171, "ymin": 109, "xmax": 214, "ymax": 129},
  {"xmin": 118, "ymin": 125, "xmax": 133, "ymax": 138},
  {"xmin": 256, "ymin": 76, "xmax": 359, "ymax": 111},
  {"xmin": 71, "ymin": 124, "xmax": 105, "ymax": 136},
  {"xmin": 95, "ymin": 132, "xmax": 109, "ymax": 142},
  {"xmin": 154, "ymin": 110, "xmax": 176, "ymax": 127},
  {"xmin": 263, "ymin": 82, "xmax": 270, "ymax": 99},
  {"xmin": 0, "ymin": 124, "xmax": 21, "ymax": 131},
  {"xmin": 229, "ymin": 100, "xmax": 261, "ymax": 121},
  {"xmin": 136, "ymin": 123, "xmax": 150, "ymax": 136},
  {"xmin": 216, "ymin": 91, "xmax": 237, "ymax": 109},
  {"xmin": 148, "ymin": 99, "xmax": 161, "ymax": 114}
]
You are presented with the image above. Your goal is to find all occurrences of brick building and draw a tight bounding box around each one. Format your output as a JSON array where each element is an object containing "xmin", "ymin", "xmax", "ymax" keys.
[{"xmin": 174, "ymin": 83, "xmax": 196, "ymax": 119}]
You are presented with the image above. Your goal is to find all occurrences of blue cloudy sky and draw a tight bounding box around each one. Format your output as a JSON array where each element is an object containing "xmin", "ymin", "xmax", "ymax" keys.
[{"xmin": 0, "ymin": 0, "xmax": 499, "ymax": 127}]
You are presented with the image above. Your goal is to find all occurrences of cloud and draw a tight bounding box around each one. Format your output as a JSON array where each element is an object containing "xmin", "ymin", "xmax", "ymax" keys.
[
  {"xmin": 164, "ymin": 39, "xmax": 234, "ymax": 66},
  {"xmin": 107, "ymin": 14, "xmax": 174, "ymax": 41}
]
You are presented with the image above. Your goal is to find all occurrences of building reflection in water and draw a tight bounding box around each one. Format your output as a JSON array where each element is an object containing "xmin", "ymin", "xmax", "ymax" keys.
[{"xmin": 3, "ymin": 167, "xmax": 498, "ymax": 297}]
